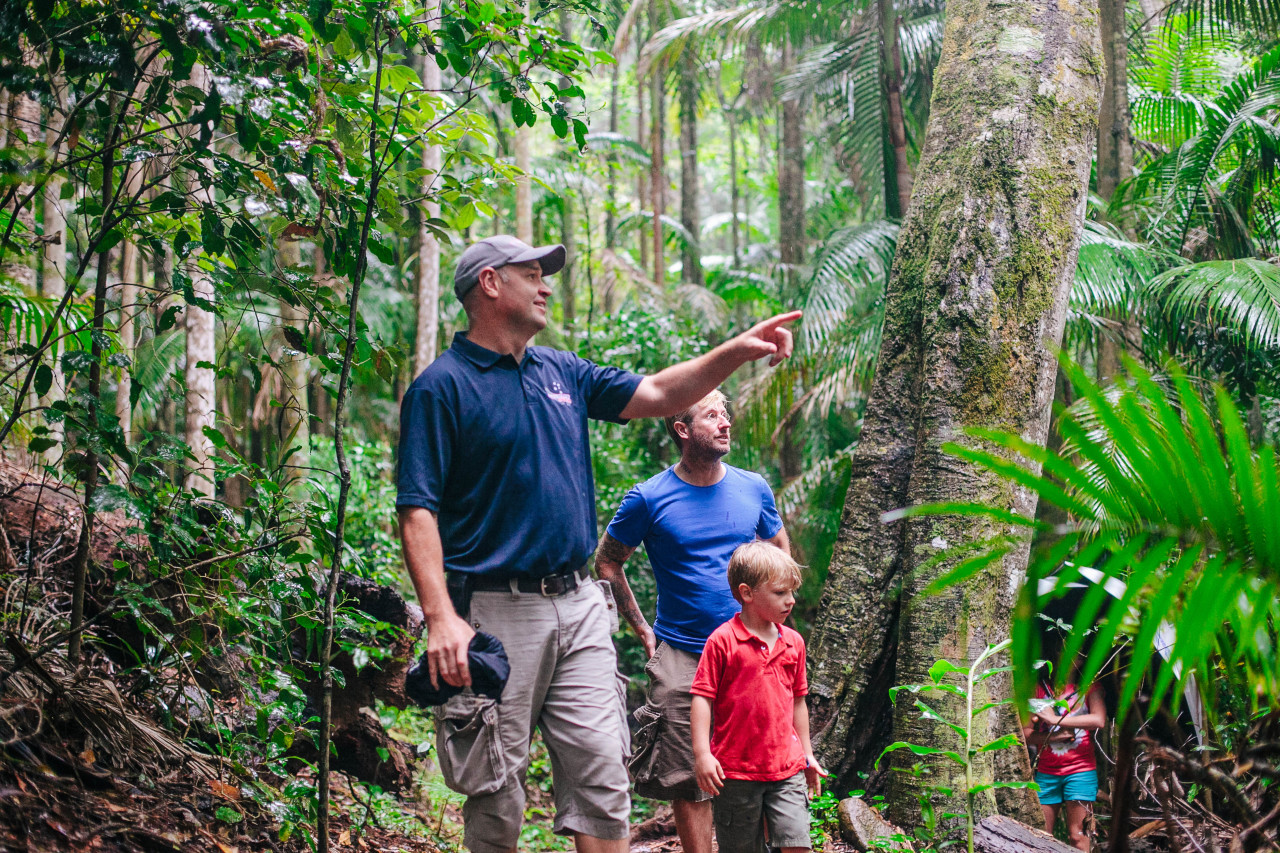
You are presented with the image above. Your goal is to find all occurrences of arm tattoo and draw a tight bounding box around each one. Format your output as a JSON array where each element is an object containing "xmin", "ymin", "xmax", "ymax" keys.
[{"xmin": 594, "ymin": 534, "xmax": 648, "ymax": 634}]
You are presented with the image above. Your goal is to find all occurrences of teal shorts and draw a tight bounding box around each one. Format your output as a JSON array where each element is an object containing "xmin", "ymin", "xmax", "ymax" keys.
[{"xmin": 1035, "ymin": 770, "xmax": 1098, "ymax": 804}]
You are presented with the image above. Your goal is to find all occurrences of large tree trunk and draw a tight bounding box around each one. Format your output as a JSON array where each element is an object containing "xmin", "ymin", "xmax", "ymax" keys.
[
  {"xmin": 778, "ymin": 44, "xmax": 805, "ymax": 300},
  {"xmin": 807, "ymin": 0, "xmax": 1101, "ymax": 831},
  {"xmin": 679, "ymin": 50, "xmax": 702, "ymax": 287},
  {"xmin": 413, "ymin": 40, "xmax": 441, "ymax": 377}
]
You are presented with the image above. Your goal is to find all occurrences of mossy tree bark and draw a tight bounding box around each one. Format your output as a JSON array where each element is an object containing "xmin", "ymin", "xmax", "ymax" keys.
[{"xmin": 807, "ymin": 0, "xmax": 1101, "ymax": 829}]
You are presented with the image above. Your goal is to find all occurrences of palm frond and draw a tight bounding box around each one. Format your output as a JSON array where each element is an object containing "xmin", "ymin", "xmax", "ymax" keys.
[
  {"xmin": 1162, "ymin": 0, "xmax": 1280, "ymax": 40},
  {"xmin": 911, "ymin": 360, "xmax": 1280, "ymax": 720},
  {"xmin": 801, "ymin": 219, "xmax": 897, "ymax": 351},
  {"xmin": 583, "ymin": 131, "xmax": 652, "ymax": 167},
  {"xmin": 1145, "ymin": 257, "xmax": 1280, "ymax": 353},
  {"xmin": 1065, "ymin": 219, "xmax": 1175, "ymax": 350}
]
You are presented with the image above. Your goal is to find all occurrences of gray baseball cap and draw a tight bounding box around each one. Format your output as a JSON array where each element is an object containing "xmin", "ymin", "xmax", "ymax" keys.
[{"xmin": 453, "ymin": 235, "xmax": 566, "ymax": 302}]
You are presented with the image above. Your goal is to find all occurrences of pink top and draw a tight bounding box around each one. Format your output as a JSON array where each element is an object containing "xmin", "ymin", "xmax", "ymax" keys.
[
  {"xmin": 1034, "ymin": 683, "xmax": 1097, "ymax": 776},
  {"xmin": 691, "ymin": 614, "xmax": 808, "ymax": 781}
]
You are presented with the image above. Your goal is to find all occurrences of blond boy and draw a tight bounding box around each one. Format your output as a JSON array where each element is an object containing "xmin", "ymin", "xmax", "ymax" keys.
[{"xmin": 690, "ymin": 542, "xmax": 825, "ymax": 853}]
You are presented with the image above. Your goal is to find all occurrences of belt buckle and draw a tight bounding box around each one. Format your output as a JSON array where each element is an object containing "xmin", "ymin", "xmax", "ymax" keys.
[{"xmin": 540, "ymin": 575, "xmax": 556, "ymax": 596}]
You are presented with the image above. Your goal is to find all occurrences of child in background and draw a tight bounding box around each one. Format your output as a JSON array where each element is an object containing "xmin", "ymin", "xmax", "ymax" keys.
[
  {"xmin": 690, "ymin": 541, "xmax": 825, "ymax": 853},
  {"xmin": 1024, "ymin": 673, "xmax": 1107, "ymax": 852}
]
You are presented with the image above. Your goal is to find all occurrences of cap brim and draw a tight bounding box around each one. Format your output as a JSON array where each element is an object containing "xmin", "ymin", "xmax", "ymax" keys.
[{"xmin": 508, "ymin": 244, "xmax": 566, "ymax": 277}]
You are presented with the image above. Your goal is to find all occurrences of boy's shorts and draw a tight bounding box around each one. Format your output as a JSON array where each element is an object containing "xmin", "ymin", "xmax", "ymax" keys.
[
  {"xmin": 629, "ymin": 642, "xmax": 712, "ymax": 802},
  {"xmin": 1035, "ymin": 769, "xmax": 1098, "ymax": 805},
  {"xmin": 713, "ymin": 771, "xmax": 811, "ymax": 852}
]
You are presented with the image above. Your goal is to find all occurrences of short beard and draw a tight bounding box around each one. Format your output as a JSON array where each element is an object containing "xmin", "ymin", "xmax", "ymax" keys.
[{"xmin": 682, "ymin": 432, "xmax": 730, "ymax": 463}]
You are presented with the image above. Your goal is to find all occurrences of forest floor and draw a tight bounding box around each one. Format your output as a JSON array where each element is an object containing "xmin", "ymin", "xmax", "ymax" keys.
[{"xmin": 0, "ymin": 752, "xmax": 857, "ymax": 852}]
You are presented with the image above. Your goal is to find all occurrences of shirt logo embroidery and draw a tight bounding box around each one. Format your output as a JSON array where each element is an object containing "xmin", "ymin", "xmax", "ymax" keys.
[{"xmin": 545, "ymin": 380, "xmax": 572, "ymax": 406}]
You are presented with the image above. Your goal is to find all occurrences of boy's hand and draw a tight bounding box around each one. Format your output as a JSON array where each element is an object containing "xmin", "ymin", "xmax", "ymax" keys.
[
  {"xmin": 695, "ymin": 752, "xmax": 725, "ymax": 796},
  {"xmin": 805, "ymin": 755, "xmax": 827, "ymax": 797}
]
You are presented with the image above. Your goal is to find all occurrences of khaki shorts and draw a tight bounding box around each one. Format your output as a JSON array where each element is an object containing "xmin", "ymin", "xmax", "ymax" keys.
[
  {"xmin": 436, "ymin": 580, "xmax": 631, "ymax": 853},
  {"xmin": 713, "ymin": 772, "xmax": 811, "ymax": 852},
  {"xmin": 629, "ymin": 642, "xmax": 712, "ymax": 803}
]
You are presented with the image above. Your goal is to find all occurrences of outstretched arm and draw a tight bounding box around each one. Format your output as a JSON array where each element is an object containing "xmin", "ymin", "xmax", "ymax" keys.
[
  {"xmin": 593, "ymin": 533, "xmax": 656, "ymax": 659},
  {"xmin": 620, "ymin": 311, "xmax": 802, "ymax": 419}
]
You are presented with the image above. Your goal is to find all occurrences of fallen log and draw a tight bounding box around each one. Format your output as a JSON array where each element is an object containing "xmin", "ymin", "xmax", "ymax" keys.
[
  {"xmin": 974, "ymin": 815, "xmax": 1079, "ymax": 853},
  {"xmin": 839, "ymin": 796, "xmax": 913, "ymax": 851}
]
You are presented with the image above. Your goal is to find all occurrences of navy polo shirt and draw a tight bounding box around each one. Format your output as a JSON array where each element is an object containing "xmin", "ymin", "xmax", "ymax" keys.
[{"xmin": 397, "ymin": 332, "xmax": 644, "ymax": 579}]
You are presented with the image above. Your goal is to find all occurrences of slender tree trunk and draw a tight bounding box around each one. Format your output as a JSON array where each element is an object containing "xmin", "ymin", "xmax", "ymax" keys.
[
  {"xmin": 649, "ymin": 15, "xmax": 666, "ymax": 287},
  {"xmin": 886, "ymin": 14, "xmax": 914, "ymax": 216},
  {"xmin": 559, "ymin": 10, "xmax": 577, "ymax": 332},
  {"xmin": 679, "ymin": 50, "xmax": 702, "ymax": 286},
  {"xmin": 276, "ymin": 239, "xmax": 311, "ymax": 489},
  {"xmin": 1095, "ymin": 0, "xmax": 1136, "ymax": 381},
  {"xmin": 514, "ymin": 3, "xmax": 533, "ymax": 243},
  {"xmin": 728, "ymin": 103, "xmax": 740, "ymax": 267},
  {"xmin": 39, "ymin": 81, "xmax": 68, "ymax": 462},
  {"xmin": 606, "ymin": 59, "xmax": 621, "ymax": 251},
  {"xmin": 778, "ymin": 43, "xmax": 805, "ymax": 301},
  {"xmin": 637, "ymin": 32, "xmax": 650, "ymax": 272},
  {"xmin": 1096, "ymin": 0, "xmax": 1132, "ymax": 204},
  {"xmin": 184, "ymin": 66, "xmax": 217, "ymax": 498},
  {"xmin": 1, "ymin": 51, "xmax": 39, "ymax": 293},
  {"xmin": 115, "ymin": 164, "xmax": 144, "ymax": 446},
  {"xmin": 807, "ymin": 0, "xmax": 1101, "ymax": 830},
  {"xmin": 69, "ymin": 92, "xmax": 120, "ymax": 663},
  {"xmin": 414, "ymin": 41, "xmax": 442, "ymax": 376}
]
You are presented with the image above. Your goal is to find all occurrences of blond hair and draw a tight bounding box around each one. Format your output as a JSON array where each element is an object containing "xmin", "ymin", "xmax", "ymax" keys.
[
  {"xmin": 664, "ymin": 389, "xmax": 730, "ymax": 451},
  {"xmin": 728, "ymin": 541, "xmax": 803, "ymax": 603}
]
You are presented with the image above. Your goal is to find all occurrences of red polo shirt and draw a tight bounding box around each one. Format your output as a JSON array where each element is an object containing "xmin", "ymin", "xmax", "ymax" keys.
[{"xmin": 691, "ymin": 614, "xmax": 808, "ymax": 781}]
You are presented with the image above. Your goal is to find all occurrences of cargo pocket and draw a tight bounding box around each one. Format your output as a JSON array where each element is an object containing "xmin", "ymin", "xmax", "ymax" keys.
[
  {"xmin": 596, "ymin": 579, "xmax": 621, "ymax": 634},
  {"xmin": 436, "ymin": 692, "xmax": 507, "ymax": 797},
  {"xmin": 628, "ymin": 704, "xmax": 663, "ymax": 785}
]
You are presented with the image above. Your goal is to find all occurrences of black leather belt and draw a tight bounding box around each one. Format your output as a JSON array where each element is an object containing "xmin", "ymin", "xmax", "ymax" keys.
[{"xmin": 470, "ymin": 565, "xmax": 592, "ymax": 596}]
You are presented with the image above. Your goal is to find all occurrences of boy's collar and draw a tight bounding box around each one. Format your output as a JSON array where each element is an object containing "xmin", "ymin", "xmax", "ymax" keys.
[{"xmin": 730, "ymin": 613, "xmax": 794, "ymax": 648}]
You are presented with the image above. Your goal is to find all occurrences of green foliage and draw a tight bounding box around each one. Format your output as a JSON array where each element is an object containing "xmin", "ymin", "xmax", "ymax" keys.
[
  {"xmin": 879, "ymin": 640, "xmax": 1037, "ymax": 853},
  {"xmin": 898, "ymin": 359, "xmax": 1280, "ymax": 727},
  {"xmin": 309, "ymin": 439, "xmax": 403, "ymax": 589},
  {"xmin": 809, "ymin": 788, "xmax": 842, "ymax": 850}
]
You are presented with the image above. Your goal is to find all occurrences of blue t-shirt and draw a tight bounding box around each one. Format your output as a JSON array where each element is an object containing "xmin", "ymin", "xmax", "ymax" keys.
[
  {"xmin": 397, "ymin": 332, "xmax": 643, "ymax": 578},
  {"xmin": 606, "ymin": 466, "xmax": 783, "ymax": 653}
]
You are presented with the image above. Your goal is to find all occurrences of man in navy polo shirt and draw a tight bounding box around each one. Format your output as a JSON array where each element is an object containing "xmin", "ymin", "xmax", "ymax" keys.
[
  {"xmin": 595, "ymin": 388, "xmax": 788, "ymax": 853},
  {"xmin": 397, "ymin": 234, "xmax": 799, "ymax": 853}
]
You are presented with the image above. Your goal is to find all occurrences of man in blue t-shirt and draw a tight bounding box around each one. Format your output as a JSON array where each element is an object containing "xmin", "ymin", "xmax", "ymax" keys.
[
  {"xmin": 398, "ymin": 235, "xmax": 800, "ymax": 853},
  {"xmin": 595, "ymin": 388, "xmax": 789, "ymax": 853}
]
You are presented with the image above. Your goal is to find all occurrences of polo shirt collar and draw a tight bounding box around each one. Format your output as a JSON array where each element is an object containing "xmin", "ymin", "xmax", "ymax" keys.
[
  {"xmin": 451, "ymin": 332, "xmax": 543, "ymax": 368},
  {"xmin": 728, "ymin": 613, "xmax": 794, "ymax": 650}
]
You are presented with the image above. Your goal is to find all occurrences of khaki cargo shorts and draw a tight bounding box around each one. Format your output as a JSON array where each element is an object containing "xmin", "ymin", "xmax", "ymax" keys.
[
  {"xmin": 714, "ymin": 771, "xmax": 811, "ymax": 852},
  {"xmin": 629, "ymin": 641, "xmax": 712, "ymax": 803},
  {"xmin": 435, "ymin": 579, "xmax": 631, "ymax": 853}
]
